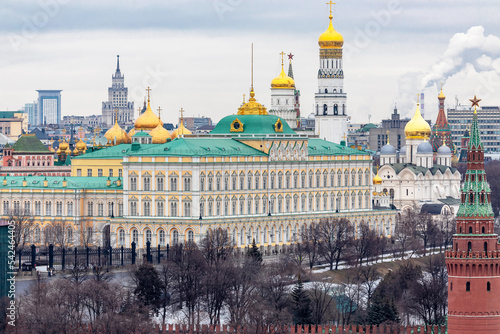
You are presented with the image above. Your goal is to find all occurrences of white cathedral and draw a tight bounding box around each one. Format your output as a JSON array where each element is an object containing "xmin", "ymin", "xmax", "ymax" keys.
[{"xmin": 375, "ymin": 103, "xmax": 461, "ymax": 211}]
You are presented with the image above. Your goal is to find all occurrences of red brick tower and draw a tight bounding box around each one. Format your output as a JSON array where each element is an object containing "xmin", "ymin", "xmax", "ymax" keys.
[
  {"xmin": 430, "ymin": 86, "xmax": 454, "ymax": 153},
  {"xmin": 446, "ymin": 96, "xmax": 500, "ymax": 333}
]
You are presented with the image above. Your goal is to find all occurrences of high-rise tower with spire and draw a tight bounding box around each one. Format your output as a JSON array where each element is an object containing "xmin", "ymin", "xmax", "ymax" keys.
[
  {"xmin": 446, "ymin": 96, "xmax": 500, "ymax": 333},
  {"xmin": 314, "ymin": 2, "xmax": 347, "ymax": 144},
  {"xmin": 101, "ymin": 55, "xmax": 135, "ymax": 128}
]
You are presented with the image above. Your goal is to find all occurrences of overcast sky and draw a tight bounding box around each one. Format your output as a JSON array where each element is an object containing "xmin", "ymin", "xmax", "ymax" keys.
[{"xmin": 1, "ymin": 0, "xmax": 500, "ymax": 125}]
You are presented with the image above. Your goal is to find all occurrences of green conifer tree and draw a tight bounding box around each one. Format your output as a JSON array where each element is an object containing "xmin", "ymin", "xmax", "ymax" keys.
[{"xmin": 291, "ymin": 277, "xmax": 313, "ymax": 324}]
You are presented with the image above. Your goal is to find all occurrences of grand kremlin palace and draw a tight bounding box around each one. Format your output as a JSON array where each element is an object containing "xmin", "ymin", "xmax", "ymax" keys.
[
  {"xmin": 0, "ymin": 9, "xmax": 395, "ymax": 251},
  {"xmin": 0, "ymin": 93, "xmax": 394, "ymax": 251}
]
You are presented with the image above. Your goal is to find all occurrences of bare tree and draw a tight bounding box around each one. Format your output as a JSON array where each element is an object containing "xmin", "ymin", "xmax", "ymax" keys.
[
  {"xmin": 352, "ymin": 223, "xmax": 377, "ymax": 266},
  {"xmin": 357, "ymin": 266, "xmax": 381, "ymax": 308},
  {"xmin": 309, "ymin": 280, "xmax": 335, "ymax": 324},
  {"xmin": 416, "ymin": 212, "xmax": 437, "ymax": 256},
  {"xmin": 393, "ymin": 210, "xmax": 419, "ymax": 259},
  {"xmin": 8, "ymin": 208, "xmax": 34, "ymax": 251},
  {"xmin": 80, "ymin": 225, "xmax": 94, "ymax": 248},
  {"xmin": 301, "ymin": 224, "xmax": 322, "ymax": 269},
  {"xmin": 51, "ymin": 220, "xmax": 72, "ymax": 249},
  {"xmin": 318, "ymin": 218, "xmax": 354, "ymax": 270}
]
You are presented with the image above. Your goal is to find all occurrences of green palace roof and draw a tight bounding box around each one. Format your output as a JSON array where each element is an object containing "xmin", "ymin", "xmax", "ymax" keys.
[
  {"xmin": 308, "ymin": 138, "xmax": 369, "ymax": 156},
  {"xmin": 211, "ymin": 114, "xmax": 296, "ymax": 136},
  {"xmin": 129, "ymin": 138, "xmax": 267, "ymax": 157},
  {"xmin": 0, "ymin": 176, "xmax": 122, "ymax": 190},
  {"xmin": 11, "ymin": 134, "xmax": 50, "ymax": 153}
]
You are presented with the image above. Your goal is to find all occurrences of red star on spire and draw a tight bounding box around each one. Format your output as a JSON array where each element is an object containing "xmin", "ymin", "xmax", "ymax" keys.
[{"xmin": 287, "ymin": 53, "xmax": 294, "ymax": 60}]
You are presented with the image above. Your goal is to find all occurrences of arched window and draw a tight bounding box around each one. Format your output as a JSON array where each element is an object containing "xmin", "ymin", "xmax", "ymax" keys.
[
  {"xmin": 468, "ymin": 241, "xmax": 472, "ymax": 252},
  {"xmin": 145, "ymin": 229, "xmax": 152, "ymax": 244},
  {"xmin": 324, "ymin": 89, "xmax": 328, "ymax": 94},
  {"xmin": 118, "ymin": 229, "xmax": 125, "ymax": 246},
  {"xmin": 334, "ymin": 104, "xmax": 338, "ymax": 115},
  {"xmin": 172, "ymin": 230, "xmax": 179, "ymax": 245},
  {"xmin": 159, "ymin": 230, "xmax": 165, "ymax": 246},
  {"xmin": 132, "ymin": 229, "xmax": 138, "ymax": 246},
  {"xmin": 469, "ymin": 226, "xmax": 473, "ymax": 234},
  {"xmin": 482, "ymin": 226, "xmax": 485, "ymax": 234},
  {"xmin": 450, "ymin": 282, "xmax": 453, "ymax": 291},
  {"xmin": 484, "ymin": 242, "xmax": 488, "ymax": 252},
  {"xmin": 188, "ymin": 230, "xmax": 194, "ymax": 243},
  {"xmin": 466, "ymin": 281, "xmax": 471, "ymax": 292},
  {"xmin": 323, "ymin": 104, "xmax": 328, "ymax": 115},
  {"xmin": 487, "ymin": 281, "xmax": 491, "ymax": 292}
]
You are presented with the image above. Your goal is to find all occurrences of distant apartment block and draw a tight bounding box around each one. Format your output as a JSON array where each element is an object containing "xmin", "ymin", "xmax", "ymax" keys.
[
  {"xmin": 0, "ymin": 111, "xmax": 27, "ymax": 141},
  {"xmin": 181, "ymin": 116, "xmax": 212, "ymax": 131}
]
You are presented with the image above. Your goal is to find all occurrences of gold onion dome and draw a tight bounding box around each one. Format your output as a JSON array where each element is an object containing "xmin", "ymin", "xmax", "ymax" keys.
[
  {"xmin": 373, "ymin": 169, "xmax": 382, "ymax": 185},
  {"xmin": 404, "ymin": 103, "xmax": 431, "ymax": 140},
  {"xmin": 134, "ymin": 101, "xmax": 160, "ymax": 130},
  {"xmin": 171, "ymin": 122, "xmax": 192, "ymax": 140},
  {"xmin": 56, "ymin": 148, "xmax": 61, "ymax": 155},
  {"xmin": 150, "ymin": 123, "xmax": 171, "ymax": 144},
  {"xmin": 73, "ymin": 148, "xmax": 79, "ymax": 155},
  {"xmin": 59, "ymin": 140, "xmax": 69, "ymax": 151},
  {"xmin": 271, "ymin": 63, "xmax": 295, "ymax": 89},
  {"xmin": 318, "ymin": 13, "xmax": 344, "ymax": 49},
  {"xmin": 65, "ymin": 147, "xmax": 71, "ymax": 155},
  {"xmin": 237, "ymin": 89, "xmax": 268, "ymax": 115},
  {"xmin": 438, "ymin": 88, "xmax": 446, "ymax": 99},
  {"xmin": 105, "ymin": 120, "xmax": 131, "ymax": 145},
  {"xmin": 75, "ymin": 139, "xmax": 87, "ymax": 151},
  {"xmin": 128, "ymin": 128, "xmax": 136, "ymax": 137}
]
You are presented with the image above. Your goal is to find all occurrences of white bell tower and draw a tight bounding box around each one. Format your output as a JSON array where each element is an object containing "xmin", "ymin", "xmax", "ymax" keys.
[{"xmin": 314, "ymin": 2, "xmax": 347, "ymax": 144}]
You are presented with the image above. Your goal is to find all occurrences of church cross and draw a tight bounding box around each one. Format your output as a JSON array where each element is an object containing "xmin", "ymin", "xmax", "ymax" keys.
[
  {"xmin": 157, "ymin": 107, "xmax": 162, "ymax": 119},
  {"xmin": 146, "ymin": 86, "xmax": 151, "ymax": 102},
  {"xmin": 180, "ymin": 108, "xmax": 185, "ymax": 120},
  {"xmin": 280, "ymin": 51, "xmax": 286, "ymax": 66},
  {"xmin": 326, "ymin": 1, "xmax": 335, "ymax": 15}
]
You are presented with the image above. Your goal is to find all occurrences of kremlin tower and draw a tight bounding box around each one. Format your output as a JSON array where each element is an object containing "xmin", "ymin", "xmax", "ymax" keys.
[
  {"xmin": 446, "ymin": 96, "xmax": 500, "ymax": 333},
  {"xmin": 314, "ymin": 1, "xmax": 348, "ymax": 144}
]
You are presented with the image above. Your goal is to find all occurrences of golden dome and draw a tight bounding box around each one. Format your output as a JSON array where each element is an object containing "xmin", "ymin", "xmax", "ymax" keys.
[
  {"xmin": 134, "ymin": 101, "xmax": 160, "ymax": 130},
  {"xmin": 271, "ymin": 62, "xmax": 295, "ymax": 90},
  {"xmin": 75, "ymin": 139, "xmax": 87, "ymax": 151},
  {"xmin": 438, "ymin": 88, "xmax": 446, "ymax": 99},
  {"xmin": 373, "ymin": 169, "xmax": 382, "ymax": 185},
  {"xmin": 50, "ymin": 147, "xmax": 55, "ymax": 152},
  {"xmin": 105, "ymin": 120, "xmax": 132, "ymax": 145},
  {"xmin": 237, "ymin": 89, "xmax": 268, "ymax": 115},
  {"xmin": 150, "ymin": 123, "xmax": 171, "ymax": 144},
  {"xmin": 65, "ymin": 147, "xmax": 71, "ymax": 155},
  {"xmin": 318, "ymin": 14, "xmax": 344, "ymax": 49},
  {"xmin": 404, "ymin": 104, "xmax": 431, "ymax": 140},
  {"xmin": 128, "ymin": 128, "xmax": 136, "ymax": 137},
  {"xmin": 56, "ymin": 148, "xmax": 61, "ymax": 155},
  {"xmin": 59, "ymin": 140, "xmax": 69, "ymax": 151},
  {"xmin": 171, "ymin": 122, "xmax": 192, "ymax": 140},
  {"xmin": 73, "ymin": 148, "xmax": 79, "ymax": 155}
]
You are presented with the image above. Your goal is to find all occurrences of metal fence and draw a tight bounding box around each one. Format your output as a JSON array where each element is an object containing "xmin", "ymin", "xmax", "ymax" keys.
[{"xmin": 16, "ymin": 242, "xmax": 176, "ymax": 271}]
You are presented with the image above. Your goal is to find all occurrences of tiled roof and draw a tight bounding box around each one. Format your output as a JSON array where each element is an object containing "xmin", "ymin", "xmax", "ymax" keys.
[
  {"xmin": 211, "ymin": 115, "xmax": 296, "ymax": 135},
  {"xmin": 11, "ymin": 134, "xmax": 50, "ymax": 153},
  {"xmin": 387, "ymin": 163, "xmax": 457, "ymax": 176}
]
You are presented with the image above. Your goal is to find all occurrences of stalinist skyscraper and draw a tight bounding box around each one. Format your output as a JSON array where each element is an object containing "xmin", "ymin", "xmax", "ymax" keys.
[
  {"xmin": 101, "ymin": 55, "xmax": 135, "ymax": 128},
  {"xmin": 314, "ymin": 2, "xmax": 347, "ymax": 144}
]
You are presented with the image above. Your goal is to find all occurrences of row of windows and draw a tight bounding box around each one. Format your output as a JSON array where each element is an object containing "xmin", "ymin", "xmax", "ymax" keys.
[
  {"xmin": 130, "ymin": 176, "xmax": 190, "ymax": 191},
  {"xmin": 77, "ymin": 169, "xmax": 123, "ymax": 177},
  {"xmin": 128, "ymin": 192, "xmax": 371, "ymax": 217},
  {"xmin": 2, "ymin": 200, "xmax": 123, "ymax": 218},
  {"xmin": 199, "ymin": 169, "xmax": 370, "ymax": 192},
  {"xmin": 118, "ymin": 229, "xmax": 193, "ymax": 247}
]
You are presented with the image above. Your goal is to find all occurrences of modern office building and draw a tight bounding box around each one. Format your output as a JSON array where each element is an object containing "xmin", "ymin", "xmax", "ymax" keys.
[
  {"xmin": 24, "ymin": 102, "xmax": 38, "ymax": 127},
  {"xmin": 369, "ymin": 106, "xmax": 410, "ymax": 152},
  {"xmin": 37, "ymin": 90, "xmax": 62, "ymax": 125},
  {"xmin": 448, "ymin": 105, "xmax": 500, "ymax": 152}
]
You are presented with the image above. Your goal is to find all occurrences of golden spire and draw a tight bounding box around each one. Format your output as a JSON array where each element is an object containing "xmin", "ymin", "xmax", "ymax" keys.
[
  {"xmin": 242, "ymin": 94, "xmax": 246, "ymax": 104},
  {"xmin": 238, "ymin": 44, "xmax": 268, "ymax": 115},
  {"xmin": 271, "ymin": 51, "xmax": 295, "ymax": 89},
  {"xmin": 373, "ymin": 166, "xmax": 382, "ymax": 185},
  {"xmin": 171, "ymin": 108, "xmax": 192, "ymax": 139},
  {"xmin": 386, "ymin": 130, "xmax": 390, "ymax": 145},
  {"xmin": 157, "ymin": 106, "xmax": 162, "ymax": 119},
  {"xmin": 134, "ymin": 87, "xmax": 160, "ymax": 129}
]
